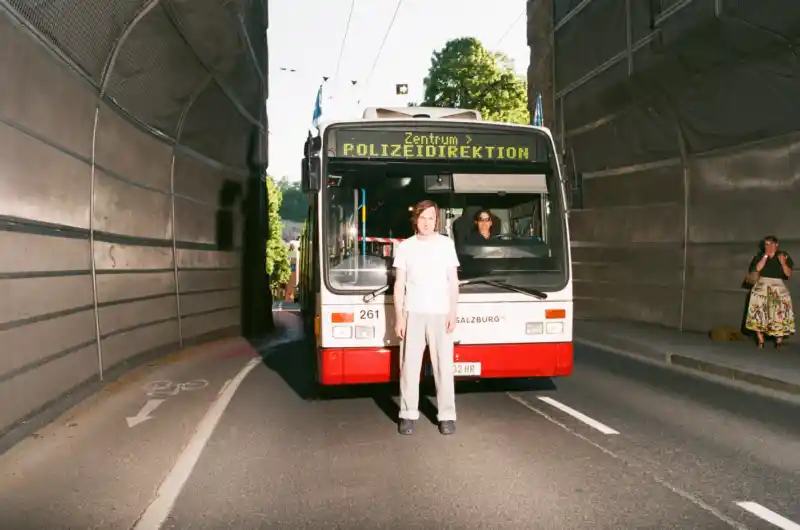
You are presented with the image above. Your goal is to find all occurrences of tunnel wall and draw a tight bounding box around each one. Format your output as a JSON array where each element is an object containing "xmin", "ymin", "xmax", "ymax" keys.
[
  {"xmin": 528, "ymin": 0, "xmax": 800, "ymax": 331},
  {"xmin": 0, "ymin": 1, "xmax": 268, "ymax": 441}
]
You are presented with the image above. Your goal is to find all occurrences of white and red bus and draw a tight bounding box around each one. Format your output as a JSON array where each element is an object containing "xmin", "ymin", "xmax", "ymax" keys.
[{"xmin": 298, "ymin": 106, "xmax": 573, "ymax": 390}]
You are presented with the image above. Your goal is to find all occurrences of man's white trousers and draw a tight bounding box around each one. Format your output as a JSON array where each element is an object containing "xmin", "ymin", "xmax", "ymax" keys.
[{"xmin": 398, "ymin": 312, "xmax": 456, "ymax": 422}]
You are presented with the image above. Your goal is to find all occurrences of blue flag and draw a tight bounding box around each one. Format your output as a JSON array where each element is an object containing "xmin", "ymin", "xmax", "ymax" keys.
[
  {"xmin": 533, "ymin": 92, "xmax": 544, "ymax": 127},
  {"xmin": 311, "ymin": 83, "xmax": 324, "ymax": 128}
]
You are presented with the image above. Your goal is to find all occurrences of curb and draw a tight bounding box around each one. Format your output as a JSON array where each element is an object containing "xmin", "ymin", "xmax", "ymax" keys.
[
  {"xmin": 667, "ymin": 353, "xmax": 800, "ymax": 396},
  {"xmin": 574, "ymin": 337, "xmax": 669, "ymax": 366},
  {"xmin": 575, "ymin": 337, "xmax": 800, "ymax": 398}
]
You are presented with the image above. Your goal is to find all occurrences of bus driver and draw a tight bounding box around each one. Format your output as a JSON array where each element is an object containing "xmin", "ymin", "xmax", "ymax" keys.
[{"xmin": 393, "ymin": 199, "xmax": 461, "ymax": 436}]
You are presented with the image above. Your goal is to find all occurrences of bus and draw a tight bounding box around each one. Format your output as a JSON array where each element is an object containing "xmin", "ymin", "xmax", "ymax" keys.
[{"xmin": 298, "ymin": 106, "xmax": 572, "ymax": 390}]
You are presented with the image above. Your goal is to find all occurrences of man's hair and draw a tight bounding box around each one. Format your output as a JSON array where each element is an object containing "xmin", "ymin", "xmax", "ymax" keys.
[{"xmin": 411, "ymin": 199, "xmax": 438, "ymax": 230}]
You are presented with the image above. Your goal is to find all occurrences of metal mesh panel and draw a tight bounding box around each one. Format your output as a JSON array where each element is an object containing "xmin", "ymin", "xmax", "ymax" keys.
[
  {"xmin": 656, "ymin": 0, "xmax": 717, "ymax": 46},
  {"xmin": 549, "ymin": 0, "xmax": 800, "ymax": 331},
  {"xmin": 104, "ymin": 3, "xmax": 209, "ymax": 137},
  {"xmin": 629, "ymin": 0, "xmax": 655, "ymax": 43},
  {"xmin": 724, "ymin": 0, "xmax": 800, "ymax": 36},
  {"xmin": 555, "ymin": 0, "xmax": 626, "ymax": 92},
  {"xmin": 162, "ymin": 0, "xmax": 262, "ymax": 121},
  {"xmin": 557, "ymin": 0, "xmax": 800, "ymax": 155},
  {"xmin": 241, "ymin": 0, "xmax": 267, "ymax": 74},
  {"xmin": 553, "ymin": 0, "xmax": 584, "ymax": 25},
  {"xmin": 222, "ymin": 0, "xmax": 264, "ymax": 118},
  {"xmin": 7, "ymin": 0, "xmax": 145, "ymax": 83},
  {"xmin": 180, "ymin": 82, "xmax": 255, "ymax": 169},
  {"xmin": 7, "ymin": 0, "xmax": 265, "ymax": 168},
  {"xmin": 656, "ymin": 0, "xmax": 687, "ymax": 10},
  {"xmin": 162, "ymin": 0, "xmax": 243, "ymax": 70},
  {"xmin": 166, "ymin": 0, "xmax": 265, "ymax": 166},
  {"xmin": 218, "ymin": 55, "xmax": 263, "ymax": 119},
  {"xmin": 582, "ymin": 164, "xmax": 684, "ymax": 209},
  {"xmin": 568, "ymin": 99, "xmax": 679, "ymax": 173},
  {"xmin": 562, "ymin": 59, "xmax": 629, "ymax": 128},
  {"xmin": 678, "ymin": 48, "xmax": 800, "ymax": 154}
]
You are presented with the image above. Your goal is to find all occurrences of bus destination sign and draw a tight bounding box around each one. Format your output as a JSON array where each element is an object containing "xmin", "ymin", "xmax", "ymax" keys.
[{"xmin": 332, "ymin": 129, "xmax": 544, "ymax": 162}]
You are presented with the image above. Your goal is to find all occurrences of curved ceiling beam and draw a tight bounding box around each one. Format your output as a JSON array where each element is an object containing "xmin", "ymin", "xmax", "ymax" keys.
[
  {"xmin": 99, "ymin": 0, "xmax": 162, "ymax": 97},
  {"xmin": 175, "ymin": 74, "xmax": 214, "ymax": 145}
]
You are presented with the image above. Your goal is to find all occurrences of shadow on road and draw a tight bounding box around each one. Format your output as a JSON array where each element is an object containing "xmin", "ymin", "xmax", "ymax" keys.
[{"xmin": 259, "ymin": 311, "xmax": 559, "ymax": 424}]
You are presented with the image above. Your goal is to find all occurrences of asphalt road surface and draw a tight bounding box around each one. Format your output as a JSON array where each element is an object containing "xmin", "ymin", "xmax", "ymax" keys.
[{"xmin": 1, "ymin": 313, "xmax": 798, "ymax": 529}]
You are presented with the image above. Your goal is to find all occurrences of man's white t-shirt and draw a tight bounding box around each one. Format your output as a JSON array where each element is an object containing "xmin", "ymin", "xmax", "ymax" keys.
[{"xmin": 393, "ymin": 233, "xmax": 460, "ymax": 315}]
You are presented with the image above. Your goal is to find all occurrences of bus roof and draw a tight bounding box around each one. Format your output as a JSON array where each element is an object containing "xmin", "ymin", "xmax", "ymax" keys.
[
  {"xmin": 363, "ymin": 106, "xmax": 482, "ymax": 120},
  {"xmin": 313, "ymin": 106, "xmax": 553, "ymax": 140}
]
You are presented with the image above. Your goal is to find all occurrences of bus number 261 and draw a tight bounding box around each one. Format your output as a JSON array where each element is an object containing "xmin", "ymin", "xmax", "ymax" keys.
[{"xmin": 360, "ymin": 309, "xmax": 379, "ymax": 320}]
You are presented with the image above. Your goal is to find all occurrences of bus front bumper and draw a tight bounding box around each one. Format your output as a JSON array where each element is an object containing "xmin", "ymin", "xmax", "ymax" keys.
[{"xmin": 317, "ymin": 342, "xmax": 573, "ymax": 385}]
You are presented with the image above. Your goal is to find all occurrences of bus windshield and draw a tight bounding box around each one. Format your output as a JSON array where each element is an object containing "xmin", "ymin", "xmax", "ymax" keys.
[{"xmin": 321, "ymin": 124, "xmax": 569, "ymax": 295}]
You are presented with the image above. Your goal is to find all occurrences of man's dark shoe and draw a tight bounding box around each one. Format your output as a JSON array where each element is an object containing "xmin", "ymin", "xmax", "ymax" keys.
[
  {"xmin": 398, "ymin": 418, "xmax": 416, "ymax": 435},
  {"xmin": 438, "ymin": 420, "xmax": 456, "ymax": 435}
]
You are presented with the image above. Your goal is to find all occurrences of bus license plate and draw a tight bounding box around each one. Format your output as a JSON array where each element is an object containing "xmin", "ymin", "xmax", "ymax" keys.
[
  {"xmin": 424, "ymin": 362, "xmax": 482, "ymax": 376},
  {"xmin": 454, "ymin": 362, "xmax": 481, "ymax": 376}
]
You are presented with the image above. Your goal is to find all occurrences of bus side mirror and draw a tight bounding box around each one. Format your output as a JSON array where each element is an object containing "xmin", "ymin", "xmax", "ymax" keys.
[{"xmin": 301, "ymin": 157, "xmax": 320, "ymax": 192}]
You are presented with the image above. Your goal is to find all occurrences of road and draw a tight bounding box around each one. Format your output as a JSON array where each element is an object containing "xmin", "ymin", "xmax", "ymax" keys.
[{"xmin": 0, "ymin": 313, "xmax": 798, "ymax": 529}]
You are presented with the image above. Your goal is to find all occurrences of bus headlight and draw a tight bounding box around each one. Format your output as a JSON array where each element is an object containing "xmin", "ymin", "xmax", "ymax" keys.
[
  {"xmin": 526, "ymin": 322, "xmax": 543, "ymax": 334},
  {"xmin": 332, "ymin": 326, "xmax": 353, "ymax": 339},
  {"xmin": 546, "ymin": 322, "xmax": 564, "ymax": 334},
  {"xmin": 355, "ymin": 326, "xmax": 375, "ymax": 339}
]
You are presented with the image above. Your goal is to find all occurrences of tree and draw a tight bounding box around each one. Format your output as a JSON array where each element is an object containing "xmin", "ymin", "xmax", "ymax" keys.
[
  {"xmin": 266, "ymin": 175, "xmax": 291, "ymax": 296},
  {"xmin": 276, "ymin": 177, "xmax": 308, "ymax": 222},
  {"xmin": 420, "ymin": 37, "xmax": 529, "ymax": 125}
]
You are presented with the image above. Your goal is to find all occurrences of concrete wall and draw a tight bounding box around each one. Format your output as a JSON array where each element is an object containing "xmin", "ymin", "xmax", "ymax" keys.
[
  {"xmin": 526, "ymin": 0, "xmax": 554, "ymax": 131},
  {"xmin": 0, "ymin": 7, "xmax": 256, "ymax": 440},
  {"xmin": 569, "ymin": 133, "xmax": 800, "ymax": 332},
  {"xmin": 528, "ymin": 0, "xmax": 800, "ymax": 332}
]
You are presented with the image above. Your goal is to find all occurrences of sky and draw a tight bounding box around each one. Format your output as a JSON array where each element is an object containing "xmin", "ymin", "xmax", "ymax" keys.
[{"xmin": 267, "ymin": 0, "xmax": 530, "ymax": 181}]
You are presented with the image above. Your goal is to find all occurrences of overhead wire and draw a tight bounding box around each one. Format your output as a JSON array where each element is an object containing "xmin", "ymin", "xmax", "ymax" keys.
[
  {"xmin": 334, "ymin": 0, "xmax": 356, "ymax": 80},
  {"xmin": 362, "ymin": 0, "xmax": 404, "ymax": 92},
  {"xmin": 494, "ymin": 8, "xmax": 526, "ymax": 48}
]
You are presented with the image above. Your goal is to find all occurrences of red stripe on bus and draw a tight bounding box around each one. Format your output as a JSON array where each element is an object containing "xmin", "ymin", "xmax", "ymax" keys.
[{"xmin": 317, "ymin": 342, "xmax": 573, "ymax": 385}]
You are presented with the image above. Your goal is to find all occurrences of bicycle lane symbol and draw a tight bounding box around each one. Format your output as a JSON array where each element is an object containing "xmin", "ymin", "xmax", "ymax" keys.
[
  {"xmin": 127, "ymin": 380, "xmax": 211, "ymax": 428},
  {"xmin": 143, "ymin": 379, "xmax": 209, "ymax": 398}
]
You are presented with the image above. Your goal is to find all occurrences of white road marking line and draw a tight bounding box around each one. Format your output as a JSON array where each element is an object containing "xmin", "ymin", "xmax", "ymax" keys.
[
  {"xmin": 506, "ymin": 392, "xmax": 747, "ymax": 529},
  {"xmin": 535, "ymin": 396, "xmax": 620, "ymax": 435},
  {"xmin": 131, "ymin": 357, "xmax": 261, "ymax": 530},
  {"xmin": 736, "ymin": 502, "xmax": 800, "ymax": 530}
]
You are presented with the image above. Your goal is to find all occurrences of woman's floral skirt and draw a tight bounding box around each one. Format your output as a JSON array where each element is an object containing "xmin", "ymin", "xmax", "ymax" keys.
[{"xmin": 745, "ymin": 277, "xmax": 795, "ymax": 337}]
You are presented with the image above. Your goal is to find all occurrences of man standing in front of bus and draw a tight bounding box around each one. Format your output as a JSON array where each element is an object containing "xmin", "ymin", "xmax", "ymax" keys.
[{"xmin": 393, "ymin": 199, "xmax": 460, "ymax": 436}]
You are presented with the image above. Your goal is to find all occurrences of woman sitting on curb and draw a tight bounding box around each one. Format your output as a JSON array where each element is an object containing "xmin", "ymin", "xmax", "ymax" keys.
[{"xmin": 745, "ymin": 235, "xmax": 794, "ymax": 350}]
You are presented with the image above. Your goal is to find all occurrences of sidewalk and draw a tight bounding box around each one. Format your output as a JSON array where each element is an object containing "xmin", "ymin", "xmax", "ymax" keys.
[
  {"xmin": 272, "ymin": 301, "xmax": 300, "ymax": 312},
  {"xmin": 574, "ymin": 319, "xmax": 800, "ymax": 397}
]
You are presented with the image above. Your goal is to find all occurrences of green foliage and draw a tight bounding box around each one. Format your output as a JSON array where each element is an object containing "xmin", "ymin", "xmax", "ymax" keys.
[
  {"xmin": 276, "ymin": 176, "xmax": 308, "ymax": 223},
  {"xmin": 420, "ymin": 37, "xmax": 529, "ymax": 125},
  {"xmin": 266, "ymin": 175, "xmax": 291, "ymax": 294}
]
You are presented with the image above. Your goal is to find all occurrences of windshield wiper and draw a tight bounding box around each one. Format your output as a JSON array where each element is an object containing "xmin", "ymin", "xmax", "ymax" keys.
[
  {"xmin": 364, "ymin": 277, "xmax": 548, "ymax": 303},
  {"xmin": 363, "ymin": 284, "xmax": 390, "ymax": 303},
  {"xmin": 459, "ymin": 278, "xmax": 548, "ymax": 300}
]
